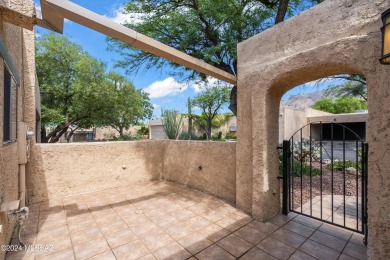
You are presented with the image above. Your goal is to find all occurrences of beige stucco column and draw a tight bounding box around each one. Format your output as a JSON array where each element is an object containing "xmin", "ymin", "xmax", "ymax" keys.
[{"xmin": 236, "ymin": 0, "xmax": 390, "ymax": 258}]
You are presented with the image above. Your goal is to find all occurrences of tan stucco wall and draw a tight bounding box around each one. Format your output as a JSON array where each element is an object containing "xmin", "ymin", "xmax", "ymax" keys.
[
  {"xmin": 163, "ymin": 141, "xmax": 236, "ymax": 202},
  {"xmin": 27, "ymin": 141, "xmax": 236, "ymax": 204},
  {"xmin": 0, "ymin": 2, "xmax": 36, "ymax": 258},
  {"xmin": 0, "ymin": 0, "xmax": 35, "ymax": 30},
  {"xmin": 237, "ymin": 0, "xmax": 390, "ymax": 258}
]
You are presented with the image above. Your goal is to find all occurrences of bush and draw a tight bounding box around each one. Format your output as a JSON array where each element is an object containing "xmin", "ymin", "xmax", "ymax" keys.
[
  {"xmin": 328, "ymin": 160, "xmax": 362, "ymax": 171},
  {"xmin": 112, "ymin": 133, "xmax": 141, "ymax": 141},
  {"xmin": 279, "ymin": 153, "xmax": 320, "ymax": 177},
  {"xmin": 225, "ymin": 132, "xmax": 237, "ymax": 139},
  {"xmin": 178, "ymin": 131, "xmax": 201, "ymax": 140}
]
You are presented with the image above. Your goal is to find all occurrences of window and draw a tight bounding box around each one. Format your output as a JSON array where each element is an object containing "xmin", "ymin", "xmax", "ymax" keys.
[{"xmin": 3, "ymin": 65, "xmax": 17, "ymax": 143}]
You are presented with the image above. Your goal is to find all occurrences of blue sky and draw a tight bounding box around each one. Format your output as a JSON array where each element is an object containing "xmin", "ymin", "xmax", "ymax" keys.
[{"xmin": 34, "ymin": 0, "xmax": 340, "ymax": 119}]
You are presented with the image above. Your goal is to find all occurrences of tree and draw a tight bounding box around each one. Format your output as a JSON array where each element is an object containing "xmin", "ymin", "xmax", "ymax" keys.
[
  {"xmin": 312, "ymin": 97, "xmax": 367, "ymax": 114},
  {"xmin": 37, "ymin": 34, "xmax": 110, "ymax": 143},
  {"xmin": 161, "ymin": 109, "xmax": 183, "ymax": 139},
  {"xmin": 102, "ymin": 72, "xmax": 153, "ymax": 138},
  {"xmin": 108, "ymin": 0, "xmax": 324, "ymax": 114},
  {"xmin": 191, "ymin": 85, "xmax": 231, "ymax": 139},
  {"xmin": 324, "ymin": 74, "xmax": 367, "ymax": 101}
]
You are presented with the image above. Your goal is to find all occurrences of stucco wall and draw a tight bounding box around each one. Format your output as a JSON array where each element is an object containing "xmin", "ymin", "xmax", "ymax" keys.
[
  {"xmin": 0, "ymin": 7, "xmax": 36, "ymax": 259},
  {"xmin": 27, "ymin": 141, "xmax": 236, "ymax": 204},
  {"xmin": 237, "ymin": 0, "xmax": 390, "ymax": 258},
  {"xmin": 163, "ymin": 141, "xmax": 236, "ymax": 202}
]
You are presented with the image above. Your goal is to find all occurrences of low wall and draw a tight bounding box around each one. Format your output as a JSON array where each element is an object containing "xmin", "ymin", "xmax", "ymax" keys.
[
  {"xmin": 26, "ymin": 140, "xmax": 236, "ymax": 204},
  {"xmin": 163, "ymin": 141, "xmax": 236, "ymax": 202},
  {"xmin": 27, "ymin": 141, "xmax": 165, "ymax": 202}
]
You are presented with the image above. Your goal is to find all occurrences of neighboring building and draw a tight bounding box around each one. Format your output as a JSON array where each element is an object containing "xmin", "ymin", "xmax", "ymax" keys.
[{"xmin": 56, "ymin": 126, "xmax": 142, "ymax": 142}]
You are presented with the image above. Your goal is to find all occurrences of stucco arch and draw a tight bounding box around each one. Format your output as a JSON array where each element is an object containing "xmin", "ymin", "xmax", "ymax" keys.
[{"xmin": 236, "ymin": 0, "xmax": 390, "ymax": 258}]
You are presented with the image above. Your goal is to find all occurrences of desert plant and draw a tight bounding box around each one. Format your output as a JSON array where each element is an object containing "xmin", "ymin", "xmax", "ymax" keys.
[
  {"xmin": 329, "ymin": 160, "xmax": 362, "ymax": 171},
  {"xmin": 292, "ymin": 139, "xmax": 320, "ymax": 162},
  {"xmin": 161, "ymin": 109, "xmax": 183, "ymax": 140}
]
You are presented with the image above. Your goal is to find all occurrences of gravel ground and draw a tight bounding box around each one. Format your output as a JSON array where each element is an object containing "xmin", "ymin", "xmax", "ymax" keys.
[{"xmin": 289, "ymin": 162, "xmax": 364, "ymax": 210}]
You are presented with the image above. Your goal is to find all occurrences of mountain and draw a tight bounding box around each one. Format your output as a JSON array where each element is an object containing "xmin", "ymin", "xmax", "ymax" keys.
[{"xmin": 281, "ymin": 90, "xmax": 325, "ymax": 110}]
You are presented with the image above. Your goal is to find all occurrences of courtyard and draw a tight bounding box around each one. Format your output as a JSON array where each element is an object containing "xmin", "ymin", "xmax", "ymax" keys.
[{"xmin": 7, "ymin": 181, "xmax": 366, "ymax": 260}]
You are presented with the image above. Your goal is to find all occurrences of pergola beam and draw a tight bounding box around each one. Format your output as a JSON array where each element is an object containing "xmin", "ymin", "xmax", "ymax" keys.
[{"xmin": 37, "ymin": 0, "xmax": 237, "ymax": 85}]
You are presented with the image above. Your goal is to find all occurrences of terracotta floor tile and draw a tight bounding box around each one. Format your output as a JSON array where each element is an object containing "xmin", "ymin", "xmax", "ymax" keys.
[
  {"xmin": 299, "ymin": 240, "xmax": 340, "ymax": 260},
  {"xmin": 38, "ymin": 248, "xmax": 75, "ymax": 260},
  {"xmin": 87, "ymin": 250, "xmax": 116, "ymax": 260},
  {"xmin": 165, "ymin": 222, "xmax": 195, "ymax": 240},
  {"xmin": 343, "ymin": 242, "xmax": 367, "ymax": 260},
  {"xmin": 90, "ymin": 206, "xmax": 116, "ymax": 218},
  {"xmin": 130, "ymin": 223, "xmax": 159, "ymax": 237},
  {"xmin": 169, "ymin": 208, "xmax": 197, "ymax": 221},
  {"xmin": 138, "ymin": 253, "xmax": 157, "ymax": 260},
  {"xmin": 234, "ymin": 225, "xmax": 268, "ymax": 244},
  {"xmin": 152, "ymin": 215, "xmax": 179, "ymax": 229},
  {"xmin": 310, "ymin": 230, "xmax": 347, "ymax": 252},
  {"xmin": 187, "ymin": 203, "xmax": 211, "ymax": 214},
  {"xmin": 178, "ymin": 233, "xmax": 213, "ymax": 255},
  {"xmin": 198, "ymin": 224, "xmax": 230, "ymax": 242},
  {"xmin": 140, "ymin": 228, "xmax": 175, "ymax": 252},
  {"xmin": 94, "ymin": 212, "xmax": 121, "ymax": 225},
  {"xmin": 152, "ymin": 242, "xmax": 191, "ymax": 260},
  {"xmin": 288, "ymin": 250, "xmax": 317, "ymax": 260},
  {"xmin": 122, "ymin": 214, "xmax": 154, "ymax": 227},
  {"xmin": 195, "ymin": 244, "xmax": 235, "ymax": 260},
  {"xmin": 201, "ymin": 210, "xmax": 226, "ymax": 223},
  {"xmin": 73, "ymin": 238, "xmax": 110, "ymax": 260},
  {"xmin": 70, "ymin": 226, "xmax": 103, "ymax": 246},
  {"xmin": 37, "ymin": 225, "xmax": 69, "ymax": 243},
  {"xmin": 68, "ymin": 219, "xmax": 98, "ymax": 233},
  {"xmin": 144, "ymin": 208, "xmax": 168, "ymax": 219},
  {"xmin": 66, "ymin": 212, "xmax": 94, "ymax": 225},
  {"xmin": 105, "ymin": 228, "xmax": 137, "ymax": 248},
  {"xmin": 216, "ymin": 233, "xmax": 252, "ymax": 257},
  {"xmin": 38, "ymin": 218, "xmax": 67, "ymax": 232},
  {"xmin": 257, "ymin": 236, "xmax": 295, "ymax": 260},
  {"xmin": 5, "ymin": 250, "xmax": 35, "ymax": 260},
  {"xmin": 283, "ymin": 220, "xmax": 316, "ymax": 238},
  {"xmin": 216, "ymin": 216, "xmax": 245, "ymax": 232},
  {"xmin": 248, "ymin": 221, "xmax": 279, "ymax": 234},
  {"xmin": 270, "ymin": 228, "xmax": 306, "ymax": 248},
  {"xmin": 35, "ymin": 235, "xmax": 73, "ymax": 259},
  {"xmin": 240, "ymin": 247, "xmax": 277, "ymax": 260},
  {"xmin": 184, "ymin": 216, "xmax": 211, "ymax": 231},
  {"xmin": 97, "ymin": 220, "xmax": 128, "ymax": 236},
  {"xmin": 112, "ymin": 240, "xmax": 150, "ymax": 260}
]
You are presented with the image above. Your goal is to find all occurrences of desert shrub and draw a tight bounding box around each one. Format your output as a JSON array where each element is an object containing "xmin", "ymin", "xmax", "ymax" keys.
[
  {"xmin": 279, "ymin": 153, "xmax": 320, "ymax": 177},
  {"xmin": 328, "ymin": 160, "xmax": 362, "ymax": 171}
]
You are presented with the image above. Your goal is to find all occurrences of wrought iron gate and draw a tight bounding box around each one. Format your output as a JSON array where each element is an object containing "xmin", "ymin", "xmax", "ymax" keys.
[{"xmin": 281, "ymin": 122, "xmax": 368, "ymax": 243}]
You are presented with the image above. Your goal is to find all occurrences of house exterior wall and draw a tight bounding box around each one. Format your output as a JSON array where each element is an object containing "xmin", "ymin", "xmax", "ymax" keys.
[
  {"xmin": 28, "ymin": 141, "xmax": 236, "ymax": 204},
  {"xmin": 0, "ymin": 1, "xmax": 36, "ymax": 258},
  {"xmin": 237, "ymin": 0, "xmax": 390, "ymax": 258}
]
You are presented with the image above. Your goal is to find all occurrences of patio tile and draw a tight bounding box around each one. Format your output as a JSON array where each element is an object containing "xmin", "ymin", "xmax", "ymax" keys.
[
  {"xmin": 201, "ymin": 210, "xmax": 226, "ymax": 222},
  {"xmin": 36, "ymin": 225, "xmax": 69, "ymax": 243},
  {"xmin": 198, "ymin": 224, "xmax": 230, "ymax": 242},
  {"xmin": 38, "ymin": 248, "xmax": 74, "ymax": 260},
  {"xmin": 138, "ymin": 254, "xmax": 157, "ymax": 260},
  {"xmin": 240, "ymin": 247, "xmax": 277, "ymax": 260},
  {"xmin": 5, "ymin": 250, "xmax": 35, "ymax": 260},
  {"xmin": 144, "ymin": 208, "xmax": 169, "ymax": 219},
  {"xmin": 35, "ymin": 235, "xmax": 73, "ymax": 259},
  {"xmin": 269, "ymin": 214, "xmax": 291, "ymax": 226},
  {"xmin": 310, "ymin": 230, "xmax": 347, "ymax": 252},
  {"xmin": 90, "ymin": 206, "xmax": 116, "ymax": 218},
  {"xmin": 112, "ymin": 240, "xmax": 150, "ymax": 260},
  {"xmin": 293, "ymin": 215, "xmax": 322, "ymax": 229},
  {"xmin": 248, "ymin": 220, "xmax": 279, "ymax": 234},
  {"xmin": 216, "ymin": 216, "xmax": 246, "ymax": 232},
  {"xmin": 73, "ymin": 237, "xmax": 110, "ymax": 260},
  {"xmin": 184, "ymin": 216, "xmax": 211, "ymax": 231},
  {"xmin": 257, "ymin": 236, "xmax": 295, "ymax": 260},
  {"xmin": 349, "ymin": 232, "xmax": 366, "ymax": 247},
  {"xmin": 234, "ymin": 225, "xmax": 268, "ymax": 244},
  {"xmin": 283, "ymin": 220, "xmax": 315, "ymax": 238},
  {"xmin": 152, "ymin": 242, "xmax": 191, "ymax": 260},
  {"xmin": 318, "ymin": 223, "xmax": 352, "ymax": 241},
  {"xmin": 216, "ymin": 233, "xmax": 252, "ymax": 257},
  {"xmin": 38, "ymin": 218, "xmax": 67, "ymax": 232},
  {"xmin": 94, "ymin": 212, "xmax": 121, "ymax": 225},
  {"xmin": 195, "ymin": 244, "xmax": 235, "ymax": 260},
  {"xmin": 66, "ymin": 212, "xmax": 94, "ymax": 225},
  {"xmin": 97, "ymin": 219, "xmax": 128, "ymax": 236},
  {"xmin": 70, "ymin": 226, "xmax": 103, "ymax": 246},
  {"xmin": 165, "ymin": 222, "xmax": 195, "ymax": 240},
  {"xmin": 178, "ymin": 232, "xmax": 213, "ymax": 255},
  {"xmin": 68, "ymin": 218, "xmax": 98, "ymax": 233},
  {"xmin": 270, "ymin": 228, "xmax": 306, "ymax": 248},
  {"xmin": 187, "ymin": 203, "xmax": 211, "ymax": 214},
  {"xmin": 152, "ymin": 215, "xmax": 179, "ymax": 229},
  {"xmin": 299, "ymin": 239, "xmax": 340, "ymax": 260},
  {"xmin": 169, "ymin": 208, "xmax": 197, "ymax": 221},
  {"xmin": 343, "ymin": 242, "xmax": 367, "ymax": 260},
  {"xmin": 339, "ymin": 253, "xmax": 360, "ymax": 260},
  {"xmin": 140, "ymin": 228, "xmax": 175, "ymax": 252},
  {"xmin": 122, "ymin": 214, "xmax": 154, "ymax": 227},
  {"xmin": 87, "ymin": 250, "xmax": 116, "ymax": 260},
  {"xmin": 130, "ymin": 222, "xmax": 159, "ymax": 237},
  {"xmin": 105, "ymin": 228, "xmax": 137, "ymax": 248},
  {"xmin": 288, "ymin": 250, "xmax": 317, "ymax": 260}
]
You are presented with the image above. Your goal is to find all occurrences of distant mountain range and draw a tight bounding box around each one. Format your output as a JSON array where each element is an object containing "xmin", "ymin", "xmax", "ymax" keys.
[{"xmin": 281, "ymin": 90, "xmax": 325, "ymax": 110}]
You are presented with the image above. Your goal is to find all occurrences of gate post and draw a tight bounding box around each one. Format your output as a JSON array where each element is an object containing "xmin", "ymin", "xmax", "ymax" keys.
[{"xmin": 282, "ymin": 140, "xmax": 291, "ymax": 215}]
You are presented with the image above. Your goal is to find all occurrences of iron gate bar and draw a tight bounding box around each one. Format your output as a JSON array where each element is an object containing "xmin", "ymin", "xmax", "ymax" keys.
[
  {"xmin": 291, "ymin": 136, "xmax": 294, "ymax": 212},
  {"xmin": 310, "ymin": 126, "xmax": 313, "ymax": 216},
  {"xmin": 343, "ymin": 127, "xmax": 346, "ymax": 227},
  {"xmin": 331, "ymin": 122, "xmax": 334, "ymax": 223},
  {"xmin": 300, "ymin": 128, "xmax": 303, "ymax": 214},
  {"xmin": 356, "ymin": 139, "xmax": 359, "ymax": 230},
  {"xmin": 320, "ymin": 122, "xmax": 323, "ymax": 219}
]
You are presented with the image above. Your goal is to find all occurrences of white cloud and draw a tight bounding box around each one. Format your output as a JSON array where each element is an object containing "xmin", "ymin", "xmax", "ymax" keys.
[
  {"xmin": 105, "ymin": 5, "xmax": 145, "ymax": 25},
  {"xmin": 144, "ymin": 77, "xmax": 188, "ymax": 98},
  {"xmin": 191, "ymin": 76, "xmax": 233, "ymax": 93},
  {"xmin": 152, "ymin": 104, "xmax": 160, "ymax": 109}
]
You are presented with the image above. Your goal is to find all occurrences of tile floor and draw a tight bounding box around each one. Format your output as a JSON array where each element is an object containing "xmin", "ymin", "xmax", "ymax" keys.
[{"xmin": 5, "ymin": 181, "xmax": 367, "ymax": 260}]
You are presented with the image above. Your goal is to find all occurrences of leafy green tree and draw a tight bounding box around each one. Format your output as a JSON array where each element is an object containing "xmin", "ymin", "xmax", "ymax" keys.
[
  {"xmin": 324, "ymin": 75, "xmax": 367, "ymax": 101},
  {"xmin": 161, "ymin": 109, "xmax": 183, "ymax": 139},
  {"xmin": 37, "ymin": 34, "xmax": 110, "ymax": 143},
  {"xmin": 102, "ymin": 72, "xmax": 153, "ymax": 138},
  {"xmin": 191, "ymin": 85, "xmax": 231, "ymax": 139},
  {"xmin": 312, "ymin": 97, "xmax": 367, "ymax": 114},
  {"xmin": 108, "ymin": 0, "xmax": 323, "ymax": 110}
]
